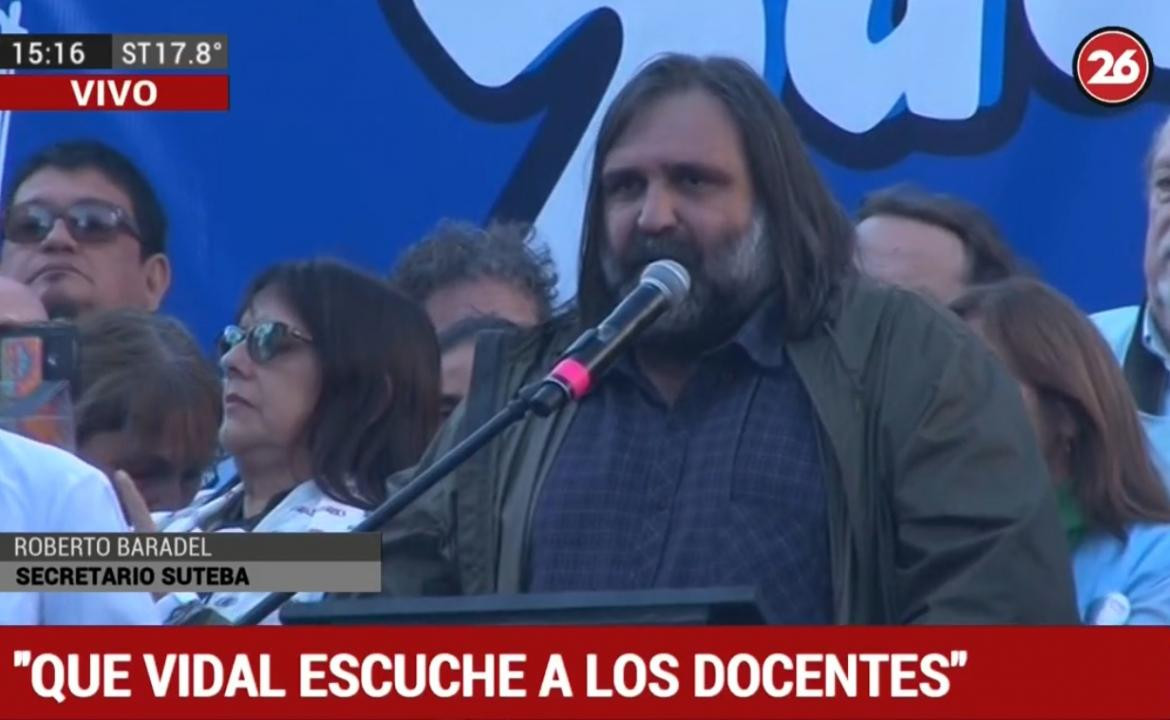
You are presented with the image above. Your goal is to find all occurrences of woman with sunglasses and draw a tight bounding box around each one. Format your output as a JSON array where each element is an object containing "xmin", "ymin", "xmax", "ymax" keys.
[
  {"xmin": 952, "ymin": 278, "xmax": 1170, "ymax": 625},
  {"xmin": 148, "ymin": 258, "xmax": 441, "ymax": 623}
]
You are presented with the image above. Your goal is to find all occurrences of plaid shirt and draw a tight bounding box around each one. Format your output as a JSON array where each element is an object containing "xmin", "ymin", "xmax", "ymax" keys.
[{"xmin": 527, "ymin": 298, "xmax": 832, "ymax": 623}]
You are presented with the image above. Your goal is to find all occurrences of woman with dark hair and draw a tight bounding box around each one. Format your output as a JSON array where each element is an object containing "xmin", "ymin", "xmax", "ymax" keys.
[
  {"xmin": 953, "ymin": 277, "xmax": 1170, "ymax": 624},
  {"xmin": 74, "ymin": 310, "xmax": 221, "ymax": 512},
  {"xmin": 151, "ymin": 258, "xmax": 440, "ymax": 623}
]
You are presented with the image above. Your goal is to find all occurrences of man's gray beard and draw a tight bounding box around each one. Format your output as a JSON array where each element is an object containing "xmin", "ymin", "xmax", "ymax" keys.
[{"xmin": 600, "ymin": 212, "xmax": 774, "ymax": 353}]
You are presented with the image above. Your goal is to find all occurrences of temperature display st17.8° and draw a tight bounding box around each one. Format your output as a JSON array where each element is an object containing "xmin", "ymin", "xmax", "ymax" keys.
[{"xmin": 115, "ymin": 35, "xmax": 228, "ymax": 70}]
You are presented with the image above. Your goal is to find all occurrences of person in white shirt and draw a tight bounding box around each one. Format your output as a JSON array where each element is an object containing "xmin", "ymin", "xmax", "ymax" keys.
[
  {"xmin": 0, "ymin": 428, "xmax": 159, "ymax": 624},
  {"xmin": 1092, "ymin": 115, "xmax": 1170, "ymax": 487}
]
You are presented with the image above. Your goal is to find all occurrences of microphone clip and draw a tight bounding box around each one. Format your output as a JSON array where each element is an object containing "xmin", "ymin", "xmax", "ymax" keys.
[{"xmin": 515, "ymin": 378, "xmax": 571, "ymax": 417}]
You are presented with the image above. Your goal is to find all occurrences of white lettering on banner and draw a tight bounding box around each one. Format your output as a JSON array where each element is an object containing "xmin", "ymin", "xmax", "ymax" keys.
[
  {"xmin": 1024, "ymin": 0, "xmax": 1169, "ymax": 82},
  {"xmin": 0, "ymin": 0, "xmax": 26, "ymax": 34},
  {"xmin": 414, "ymin": 0, "xmax": 765, "ymax": 302},
  {"xmin": 415, "ymin": 0, "xmax": 1170, "ymax": 132},
  {"xmin": 409, "ymin": 0, "xmax": 1170, "ymax": 298},
  {"xmin": 785, "ymin": 0, "xmax": 991, "ymax": 132}
]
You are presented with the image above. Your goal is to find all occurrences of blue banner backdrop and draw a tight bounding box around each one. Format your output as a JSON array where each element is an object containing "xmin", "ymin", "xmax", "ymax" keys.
[{"xmin": 1, "ymin": 0, "xmax": 1168, "ymax": 346}]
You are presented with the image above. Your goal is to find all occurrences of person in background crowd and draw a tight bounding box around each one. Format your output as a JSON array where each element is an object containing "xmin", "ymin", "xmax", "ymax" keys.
[
  {"xmin": 390, "ymin": 219, "xmax": 558, "ymax": 417},
  {"xmin": 137, "ymin": 259, "xmax": 440, "ymax": 623},
  {"xmin": 436, "ymin": 315, "xmax": 521, "ymax": 421},
  {"xmin": 954, "ymin": 278, "xmax": 1170, "ymax": 624},
  {"xmin": 855, "ymin": 183, "xmax": 1021, "ymax": 305},
  {"xmin": 0, "ymin": 276, "xmax": 47, "ymax": 324},
  {"xmin": 0, "ymin": 429, "xmax": 159, "ymax": 623},
  {"xmin": 0, "ymin": 140, "xmax": 170, "ymax": 319},
  {"xmin": 73, "ymin": 310, "xmax": 221, "ymax": 512},
  {"xmin": 390, "ymin": 219, "xmax": 557, "ymax": 333},
  {"xmin": 376, "ymin": 54, "xmax": 1078, "ymax": 623},
  {"xmin": 0, "ymin": 279, "xmax": 153, "ymax": 628},
  {"xmin": 1093, "ymin": 116, "xmax": 1170, "ymax": 487}
]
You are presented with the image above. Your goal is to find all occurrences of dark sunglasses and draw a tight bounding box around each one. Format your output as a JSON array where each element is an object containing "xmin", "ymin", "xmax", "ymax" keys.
[
  {"xmin": 218, "ymin": 322, "xmax": 313, "ymax": 363},
  {"xmin": 2, "ymin": 200, "xmax": 141, "ymax": 246}
]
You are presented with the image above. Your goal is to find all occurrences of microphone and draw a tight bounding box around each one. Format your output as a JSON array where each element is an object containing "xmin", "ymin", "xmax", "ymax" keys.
[
  {"xmin": 235, "ymin": 260, "xmax": 688, "ymax": 626},
  {"xmin": 526, "ymin": 259, "xmax": 690, "ymax": 413}
]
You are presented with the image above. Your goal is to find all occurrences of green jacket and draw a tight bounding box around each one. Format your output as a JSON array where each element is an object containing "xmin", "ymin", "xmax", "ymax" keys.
[{"xmin": 380, "ymin": 277, "xmax": 1080, "ymax": 623}]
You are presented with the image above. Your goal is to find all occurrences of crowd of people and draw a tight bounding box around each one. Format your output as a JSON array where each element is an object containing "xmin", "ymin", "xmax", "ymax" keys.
[{"xmin": 1, "ymin": 52, "xmax": 1168, "ymax": 625}]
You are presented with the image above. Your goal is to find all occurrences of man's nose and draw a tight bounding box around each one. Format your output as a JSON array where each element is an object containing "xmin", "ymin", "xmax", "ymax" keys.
[
  {"xmin": 636, "ymin": 183, "xmax": 679, "ymax": 235},
  {"xmin": 39, "ymin": 218, "xmax": 79, "ymax": 252}
]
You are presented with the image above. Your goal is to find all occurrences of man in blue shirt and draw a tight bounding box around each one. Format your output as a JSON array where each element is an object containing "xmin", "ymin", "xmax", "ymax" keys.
[{"xmin": 1093, "ymin": 115, "xmax": 1170, "ymax": 488}]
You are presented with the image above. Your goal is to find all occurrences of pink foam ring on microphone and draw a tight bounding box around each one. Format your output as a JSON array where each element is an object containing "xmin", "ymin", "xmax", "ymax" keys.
[{"xmin": 551, "ymin": 357, "xmax": 592, "ymax": 399}]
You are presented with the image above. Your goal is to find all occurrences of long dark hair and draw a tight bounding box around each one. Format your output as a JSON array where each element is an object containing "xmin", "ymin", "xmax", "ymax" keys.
[
  {"xmin": 239, "ymin": 259, "xmax": 440, "ymax": 507},
  {"xmin": 952, "ymin": 278, "xmax": 1170, "ymax": 537},
  {"xmin": 577, "ymin": 54, "xmax": 856, "ymax": 337}
]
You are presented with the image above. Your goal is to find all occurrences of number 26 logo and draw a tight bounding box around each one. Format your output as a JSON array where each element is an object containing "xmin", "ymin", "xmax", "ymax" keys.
[{"xmin": 1074, "ymin": 27, "xmax": 1153, "ymax": 106}]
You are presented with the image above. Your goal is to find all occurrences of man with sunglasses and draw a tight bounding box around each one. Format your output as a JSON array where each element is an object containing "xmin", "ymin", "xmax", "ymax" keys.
[{"xmin": 0, "ymin": 140, "xmax": 170, "ymax": 320}]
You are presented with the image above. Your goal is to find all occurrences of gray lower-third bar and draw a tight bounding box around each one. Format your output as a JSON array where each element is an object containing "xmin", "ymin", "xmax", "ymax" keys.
[
  {"xmin": 0, "ymin": 532, "xmax": 381, "ymax": 562},
  {"xmin": 0, "ymin": 561, "xmax": 379, "ymax": 593}
]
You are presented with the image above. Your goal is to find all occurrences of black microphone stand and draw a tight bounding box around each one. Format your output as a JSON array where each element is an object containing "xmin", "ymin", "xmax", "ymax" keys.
[{"xmin": 232, "ymin": 381, "xmax": 565, "ymax": 626}]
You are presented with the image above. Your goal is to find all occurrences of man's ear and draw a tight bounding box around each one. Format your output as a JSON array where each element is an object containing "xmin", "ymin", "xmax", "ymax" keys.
[{"xmin": 142, "ymin": 253, "xmax": 171, "ymax": 311}]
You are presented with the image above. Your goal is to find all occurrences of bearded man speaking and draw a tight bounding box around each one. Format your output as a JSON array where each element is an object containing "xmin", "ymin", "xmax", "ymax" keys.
[{"xmin": 377, "ymin": 54, "xmax": 1078, "ymax": 624}]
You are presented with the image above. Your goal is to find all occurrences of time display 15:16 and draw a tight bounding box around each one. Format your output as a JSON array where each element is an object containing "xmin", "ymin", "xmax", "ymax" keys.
[
  {"xmin": 0, "ymin": 35, "xmax": 111, "ymax": 69},
  {"xmin": 13, "ymin": 39, "xmax": 87, "ymax": 66}
]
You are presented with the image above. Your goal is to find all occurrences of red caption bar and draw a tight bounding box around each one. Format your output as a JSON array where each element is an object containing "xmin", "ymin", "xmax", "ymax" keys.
[
  {"xmin": 0, "ymin": 626, "xmax": 1167, "ymax": 720},
  {"xmin": 0, "ymin": 74, "xmax": 228, "ymax": 110}
]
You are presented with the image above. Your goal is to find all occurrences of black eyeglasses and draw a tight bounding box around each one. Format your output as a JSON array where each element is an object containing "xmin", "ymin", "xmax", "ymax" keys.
[
  {"xmin": 218, "ymin": 322, "xmax": 313, "ymax": 363},
  {"xmin": 2, "ymin": 199, "xmax": 141, "ymax": 246}
]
